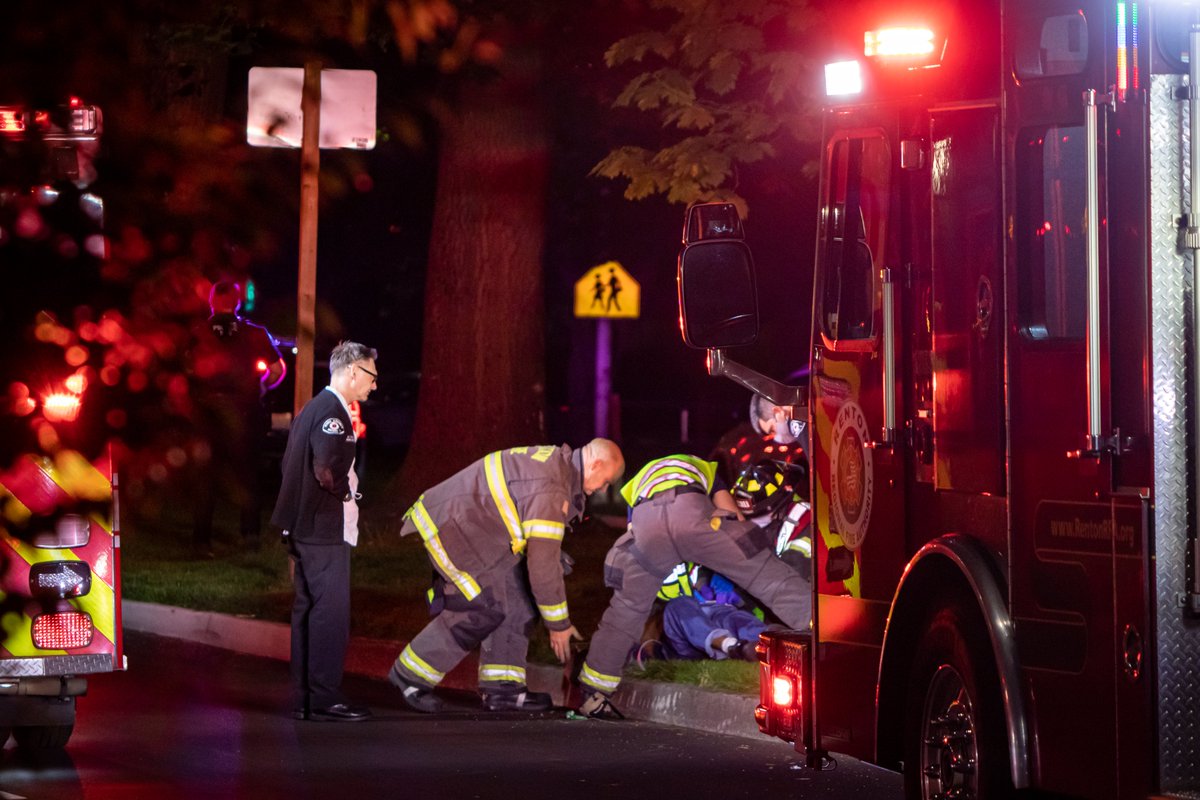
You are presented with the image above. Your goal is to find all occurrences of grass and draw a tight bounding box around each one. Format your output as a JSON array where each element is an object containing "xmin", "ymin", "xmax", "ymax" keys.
[{"xmin": 119, "ymin": 448, "xmax": 757, "ymax": 694}]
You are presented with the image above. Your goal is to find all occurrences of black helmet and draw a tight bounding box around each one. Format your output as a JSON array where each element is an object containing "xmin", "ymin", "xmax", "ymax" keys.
[{"xmin": 733, "ymin": 458, "xmax": 804, "ymax": 518}]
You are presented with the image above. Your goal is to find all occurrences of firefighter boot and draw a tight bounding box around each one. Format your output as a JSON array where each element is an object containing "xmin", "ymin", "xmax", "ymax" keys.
[
  {"xmin": 388, "ymin": 663, "xmax": 444, "ymax": 713},
  {"xmin": 480, "ymin": 688, "xmax": 553, "ymax": 712},
  {"xmin": 577, "ymin": 690, "xmax": 624, "ymax": 720}
]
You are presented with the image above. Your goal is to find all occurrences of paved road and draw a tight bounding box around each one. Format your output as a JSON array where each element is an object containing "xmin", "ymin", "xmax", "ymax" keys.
[{"xmin": 0, "ymin": 632, "xmax": 902, "ymax": 800}]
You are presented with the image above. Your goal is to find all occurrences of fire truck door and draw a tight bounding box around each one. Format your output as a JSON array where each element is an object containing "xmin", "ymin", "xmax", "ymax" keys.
[
  {"xmin": 1007, "ymin": 103, "xmax": 1119, "ymax": 798},
  {"xmin": 810, "ymin": 123, "xmax": 909, "ymax": 757}
]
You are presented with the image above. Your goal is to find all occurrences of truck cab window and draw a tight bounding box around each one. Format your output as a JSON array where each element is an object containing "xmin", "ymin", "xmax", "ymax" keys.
[
  {"xmin": 820, "ymin": 135, "xmax": 889, "ymax": 342},
  {"xmin": 1017, "ymin": 125, "xmax": 1087, "ymax": 340},
  {"xmin": 1013, "ymin": 11, "xmax": 1089, "ymax": 79}
]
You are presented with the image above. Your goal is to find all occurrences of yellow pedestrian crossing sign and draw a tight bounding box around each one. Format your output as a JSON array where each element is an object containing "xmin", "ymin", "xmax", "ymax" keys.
[{"xmin": 575, "ymin": 261, "xmax": 639, "ymax": 319}]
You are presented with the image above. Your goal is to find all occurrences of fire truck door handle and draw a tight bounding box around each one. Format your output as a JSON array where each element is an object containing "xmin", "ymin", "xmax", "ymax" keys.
[{"xmin": 868, "ymin": 267, "xmax": 897, "ymax": 449}]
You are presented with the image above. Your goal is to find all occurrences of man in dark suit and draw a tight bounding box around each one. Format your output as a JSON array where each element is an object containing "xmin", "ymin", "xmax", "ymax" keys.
[{"xmin": 271, "ymin": 340, "xmax": 377, "ymax": 722}]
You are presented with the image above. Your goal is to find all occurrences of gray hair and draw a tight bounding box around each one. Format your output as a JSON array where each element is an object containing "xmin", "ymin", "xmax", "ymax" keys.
[{"xmin": 329, "ymin": 341, "xmax": 378, "ymax": 374}]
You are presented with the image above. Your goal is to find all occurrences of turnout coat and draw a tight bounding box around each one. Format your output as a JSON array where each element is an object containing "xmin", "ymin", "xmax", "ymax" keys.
[{"xmin": 401, "ymin": 445, "xmax": 584, "ymax": 632}]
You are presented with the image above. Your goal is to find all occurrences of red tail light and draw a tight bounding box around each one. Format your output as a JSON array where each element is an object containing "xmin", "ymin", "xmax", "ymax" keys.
[
  {"xmin": 32, "ymin": 611, "xmax": 94, "ymax": 649},
  {"xmin": 772, "ymin": 675, "xmax": 797, "ymax": 707}
]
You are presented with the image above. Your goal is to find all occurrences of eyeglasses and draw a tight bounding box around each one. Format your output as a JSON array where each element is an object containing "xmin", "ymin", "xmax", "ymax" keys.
[{"xmin": 355, "ymin": 364, "xmax": 378, "ymax": 384}]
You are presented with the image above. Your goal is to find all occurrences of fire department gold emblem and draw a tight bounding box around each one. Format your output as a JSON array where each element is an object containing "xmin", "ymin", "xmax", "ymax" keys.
[{"xmin": 830, "ymin": 400, "xmax": 873, "ymax": 551}]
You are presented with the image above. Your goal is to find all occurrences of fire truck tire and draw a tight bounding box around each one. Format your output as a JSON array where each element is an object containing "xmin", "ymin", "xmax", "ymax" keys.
[
  {"xmin": 903, "ymin": 597, "xmax": 1012, "ymax": 800},
  {"xmin": 12, "ymin": 722, "xmax": 74, "ymax": 750}
]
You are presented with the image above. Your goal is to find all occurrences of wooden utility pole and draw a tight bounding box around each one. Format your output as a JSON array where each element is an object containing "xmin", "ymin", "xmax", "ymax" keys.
[{"xmin": 294, "ymin": 60, "xmax": 321, "ymax": 416}]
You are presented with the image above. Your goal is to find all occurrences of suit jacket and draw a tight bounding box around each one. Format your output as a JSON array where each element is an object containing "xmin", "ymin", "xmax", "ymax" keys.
[{"xmin": 271, "ymin": 388, "xmax": 356, "ymax": 544}]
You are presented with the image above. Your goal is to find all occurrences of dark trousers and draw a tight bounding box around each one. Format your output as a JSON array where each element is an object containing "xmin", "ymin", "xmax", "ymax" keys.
[
  {"xmin": 290, "ymin": 540, "xmax": 351, "ymax": 711},
  {"xmin": 193, "ymin": 398, "xmax": 267, "ymax": 548}
]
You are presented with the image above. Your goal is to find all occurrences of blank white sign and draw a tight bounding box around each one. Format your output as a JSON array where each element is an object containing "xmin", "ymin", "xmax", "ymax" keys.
[{"xmin": 247, "ymin": 67, "xmax": 376, "ymax": 150}]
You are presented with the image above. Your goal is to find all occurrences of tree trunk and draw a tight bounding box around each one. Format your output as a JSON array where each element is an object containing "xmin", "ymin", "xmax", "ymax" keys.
[{"xmin": 396, "ymin": 42, "xmax": 549, "ymax": 505}]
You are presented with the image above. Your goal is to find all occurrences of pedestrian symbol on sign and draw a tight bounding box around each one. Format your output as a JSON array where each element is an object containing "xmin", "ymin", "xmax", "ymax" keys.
[{"xmin": 575, "ymin": 262, "xmax": 639, "ymax": 319}]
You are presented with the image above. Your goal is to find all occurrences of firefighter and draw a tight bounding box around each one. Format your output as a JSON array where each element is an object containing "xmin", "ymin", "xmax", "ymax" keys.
[
  {"xmin": 657, "ymin": 457, "xmax": 812, "ymax": 663},
  {"xmin": 575, "ymin": 454, "xmax": 811, "ymax": 718},
  {"xmin": 271, "ymin": 341, "xmax": 377, "ymax": 722},
  {"xmin": 389, "ymin": 439, "xmax": 625, "ymax": 713}
]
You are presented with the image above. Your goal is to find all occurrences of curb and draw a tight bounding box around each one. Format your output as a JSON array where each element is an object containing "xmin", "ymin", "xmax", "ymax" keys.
[{"xmin": 122, "ymin": 600, "xmax": 761, "ymax": 739}]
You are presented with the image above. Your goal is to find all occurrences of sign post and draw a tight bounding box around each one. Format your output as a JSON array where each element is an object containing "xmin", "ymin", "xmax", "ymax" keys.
[
  {"xmin": 247, "ymin": 65, "xmax": 377, "ymax": 416},
  {"xmin": 574, "ymin": 261, "xmax": 640, "ymax": 439},
  {"xmin": 296, "ymin": 62, "xmax": 320, "ymax": 416}
]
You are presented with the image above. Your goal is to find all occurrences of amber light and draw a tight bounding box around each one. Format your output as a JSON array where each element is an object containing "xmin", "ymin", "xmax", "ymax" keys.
[
  {"xmin": 772, "ymin": 675, "xmax": 796, "ymax": 707},
  {"xmin": 32, "ymin": 611, "xmax": 93, "ymax": 649},
  {"xmin": 864, "ymin": 27, "xmax": 936, "ymax": 58}
]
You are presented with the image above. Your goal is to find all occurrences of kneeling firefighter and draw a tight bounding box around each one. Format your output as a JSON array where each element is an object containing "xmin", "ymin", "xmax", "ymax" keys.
[{"xmin": 576, "ymin": 454, "xmax": 811, "ymax": 718}]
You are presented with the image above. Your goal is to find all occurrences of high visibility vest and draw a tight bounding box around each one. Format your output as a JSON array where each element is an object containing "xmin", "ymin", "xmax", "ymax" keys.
[
  {"xmin": 657, "ymin": 562, "xmax": 700, "ymax": 601},
  {"xmin": 620, "ymin": 454, "xmax": 718, "ymax": 507}
]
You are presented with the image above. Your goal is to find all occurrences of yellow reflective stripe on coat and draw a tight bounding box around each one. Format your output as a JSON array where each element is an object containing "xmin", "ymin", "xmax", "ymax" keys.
[
  {"xmin": 522, "ymin": 519, "xmax": 564, "ymax": 541},
  {"xmin": 619, "ymin": 455, "xmax": 717, "ymax": 506},
  {"xmin": 538, "ymin": 601, "xmax": 569, "ymax": 622},
  {"xmin": 479, "ymin": 663, "xmax": 527, "ymax": 683},
  {"xmin": 398, "ymin": 645, "xmax": 444, "ymax": 685},
  {"xmin": 580, "ymin": 662, "xmax": 621, "ymax": 693},
  {"xmin": 484, "ymin": 452, "xmax": 526, "ymax": 554},
  {"xmin": 409, "ymin": 500, "xmax": 481, "ymax": 600}
]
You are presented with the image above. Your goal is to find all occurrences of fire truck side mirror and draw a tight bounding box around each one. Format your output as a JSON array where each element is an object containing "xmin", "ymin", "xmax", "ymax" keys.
[{"xmin": 677, "ymin": 239, "xmax": 760, "ymax": 349}]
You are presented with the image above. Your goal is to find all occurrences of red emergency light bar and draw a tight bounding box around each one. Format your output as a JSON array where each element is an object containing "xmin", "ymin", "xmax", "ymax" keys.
[
  {"xmin": 0, "ymin": 108, "xmax": 26, "ymax": 133},
  {"xmin": 865, "ymin": 26, "xmax": 936, "ymax": 58},
  {"xmin": 0, "ymin": 103, "xmax": 101, "ymax": 138}
]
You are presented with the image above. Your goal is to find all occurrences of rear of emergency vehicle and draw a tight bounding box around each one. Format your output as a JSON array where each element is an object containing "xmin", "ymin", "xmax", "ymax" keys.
[{"xmin": 0, "ymin": 99, "xmax": 123, "ymax": 749}]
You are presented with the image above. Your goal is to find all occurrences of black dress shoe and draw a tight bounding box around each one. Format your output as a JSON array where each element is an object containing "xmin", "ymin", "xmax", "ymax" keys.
[
  {"xmin": 309, "ymin": 703, "xmax": 372, "ymax": 722},
  {"xmin": 292, "ymin": 708, "xmax": 308, "ymax": 720}
]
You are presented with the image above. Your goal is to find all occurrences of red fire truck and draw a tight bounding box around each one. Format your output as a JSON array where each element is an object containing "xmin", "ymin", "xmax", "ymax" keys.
[
  {"xmin": 0, "ymin": 99, "xmax": 122, "ymax": 749},
  {"xmin": 677, "ymin": 1, "xmax": 1200, "ymax": 797}
]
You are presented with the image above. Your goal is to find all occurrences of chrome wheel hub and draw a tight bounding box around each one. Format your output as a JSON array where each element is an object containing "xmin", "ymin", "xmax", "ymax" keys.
[{"xmin": 920, "ymin": 664, "xmax": 978, "ymax": 800}]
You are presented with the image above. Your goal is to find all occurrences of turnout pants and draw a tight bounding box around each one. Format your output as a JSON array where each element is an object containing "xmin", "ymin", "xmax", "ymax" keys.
[
  {"xmin": 580, "ymin": 489, "xmax": 811, "ymax": 696},
  {"xmin": 290, "ymin": 540, "xmax": 352, "ymax": 711},
  {"xmin": 395, "ymin": 556, "xmax": 538, "ymax": 692}
]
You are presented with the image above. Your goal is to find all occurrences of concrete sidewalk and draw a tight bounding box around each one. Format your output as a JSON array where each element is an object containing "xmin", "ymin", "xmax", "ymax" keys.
[{"xmin": 122, "ymin": 600, "xmax": 762, "ymax": 739}]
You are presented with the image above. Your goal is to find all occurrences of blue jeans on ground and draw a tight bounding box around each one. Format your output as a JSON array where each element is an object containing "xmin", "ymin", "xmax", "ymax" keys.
[{"xmin": 661, "ymin": 596, "xmax": 766, "ymax": 659}]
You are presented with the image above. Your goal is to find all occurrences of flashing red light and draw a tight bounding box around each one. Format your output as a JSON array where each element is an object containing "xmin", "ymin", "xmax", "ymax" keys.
[
  {"xmin": 32, "ymin": 610, "xmax": 93, "ymax": 649},
  {"xmin": 772, "ymin": 675, "xmax": 796, "ymax": 707},
  {"xmin": 43, "ymin": 392, "xmax": 82, "ymax": 422},
  {"xmin": 864, "ymin": 27, "xmax": 936, "ymax": 58},
  {"xmin": 255, "ymin": 359, "xmax": 268, "ymax": 373},
  {"xmin": 0, "ymin": 108, "xmax": 24, "ymax": 133},
  {"xmin": 69, "ymin": 96, "xmax": 82, "ymax": 108}
]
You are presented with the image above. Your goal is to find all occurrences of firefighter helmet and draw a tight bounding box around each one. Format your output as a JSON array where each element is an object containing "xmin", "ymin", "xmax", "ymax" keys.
[{"xmin": 733, "ymin": 458, "xmax": 806, "ymax": 518}]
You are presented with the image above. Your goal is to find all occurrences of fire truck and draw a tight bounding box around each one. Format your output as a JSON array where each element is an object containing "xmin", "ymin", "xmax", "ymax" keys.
[
  {"xmin": 0, "ymin": 99, "xmax": 122, "ymax": 749},
  {"xmin": 677, "ymin": 1, "xmax": 1200, "ymax": 797}
]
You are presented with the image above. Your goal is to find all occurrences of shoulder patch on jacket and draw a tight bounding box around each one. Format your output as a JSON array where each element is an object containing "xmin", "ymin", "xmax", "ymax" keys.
[{"xmin": 321, "ymin": 417, "xmax": 345, "ymax": 435}]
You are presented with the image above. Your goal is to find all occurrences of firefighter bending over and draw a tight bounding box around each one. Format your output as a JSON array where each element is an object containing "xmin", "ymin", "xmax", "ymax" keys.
[
  {"xmin": 390, "ymin": 439, "xmax": 624, "ymax": 713},
  {"xmin": 576, "ymin": 454, "xmax": 811, "ymax": 719}
]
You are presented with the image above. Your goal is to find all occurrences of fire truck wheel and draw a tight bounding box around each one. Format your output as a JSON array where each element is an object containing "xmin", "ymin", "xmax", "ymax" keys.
[
  {"xmin": 12, "ymin": 722, "xmax": 74, "ymax": 750},
  {"xmin": 903, "ymin": 598, "xmax": 1011, "ymax": 800}
]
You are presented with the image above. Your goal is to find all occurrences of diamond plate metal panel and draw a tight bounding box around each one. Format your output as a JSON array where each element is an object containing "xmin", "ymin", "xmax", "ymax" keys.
[
  {"xmin": 1149, "ymin": 74, "xmax": 1200, "ymax": 794},
  {"xmin": 0, "ymin": 653, "xmax": 113, "ymax": 678}
]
